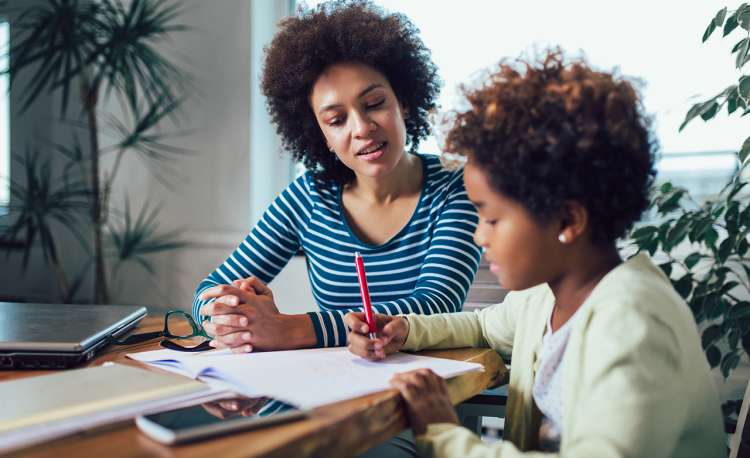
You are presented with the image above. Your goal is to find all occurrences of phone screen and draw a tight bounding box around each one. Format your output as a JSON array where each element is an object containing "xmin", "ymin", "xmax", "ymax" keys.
[{"xmin": 143, "ymin": 396, "xmax": 299, "ymax": 432}]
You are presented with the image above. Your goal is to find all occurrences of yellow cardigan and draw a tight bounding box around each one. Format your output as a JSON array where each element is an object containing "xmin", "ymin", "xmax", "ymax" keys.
[{"xmin": 402, "ymin": 253, "xmax": 726, "ymax": 457}]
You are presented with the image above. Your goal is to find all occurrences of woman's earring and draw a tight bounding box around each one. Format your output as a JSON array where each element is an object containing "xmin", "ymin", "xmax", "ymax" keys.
[
  {"xmin": 329, "ymin": 147, "xmax": 334, "ymax": 153},
  {"xmin": 558, "ymin": 234, "xmax": 568, "ymax": 243}
]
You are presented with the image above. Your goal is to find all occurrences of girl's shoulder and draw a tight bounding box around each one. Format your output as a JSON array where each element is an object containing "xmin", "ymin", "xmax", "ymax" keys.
[{"xmin": 583, "ymin": 254, "xmax": 697, "ymax": 340}]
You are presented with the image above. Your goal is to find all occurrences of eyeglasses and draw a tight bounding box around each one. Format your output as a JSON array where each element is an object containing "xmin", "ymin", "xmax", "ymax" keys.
[{"xmin": 106, "ymin": 310, "xmax": 213, "ymax": 352}]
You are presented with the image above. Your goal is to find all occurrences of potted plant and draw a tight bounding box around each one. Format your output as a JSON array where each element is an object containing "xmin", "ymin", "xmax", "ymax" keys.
[
  {"xmin": 629, "ymin": 4, "xmax": 750, "ymax": 417},
  {"xmin": 1, "ymin": 0, "xmax": 192, "ymax": 304}
]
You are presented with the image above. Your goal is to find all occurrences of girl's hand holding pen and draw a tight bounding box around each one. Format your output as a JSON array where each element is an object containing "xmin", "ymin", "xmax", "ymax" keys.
[{"xmin": 345, "ymin": 312, "xmax": 409, "ymax": 361}]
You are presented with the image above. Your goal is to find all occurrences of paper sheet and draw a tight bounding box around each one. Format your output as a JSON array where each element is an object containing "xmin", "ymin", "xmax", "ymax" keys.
[{"xmin": 128, "ymin": 347, "xmax": 483, "ymax": 408}]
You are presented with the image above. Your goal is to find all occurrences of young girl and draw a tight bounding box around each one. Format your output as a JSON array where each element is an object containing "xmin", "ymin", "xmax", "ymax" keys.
[{"xmin": 346, "ymin": 52, "xmax": 726, "ymax": 457}]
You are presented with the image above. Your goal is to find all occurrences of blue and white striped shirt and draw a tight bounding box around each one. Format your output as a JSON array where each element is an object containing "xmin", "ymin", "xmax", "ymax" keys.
[{"xmin": 192, "ymin": 155, "xmax": 481, "ymax": 347}]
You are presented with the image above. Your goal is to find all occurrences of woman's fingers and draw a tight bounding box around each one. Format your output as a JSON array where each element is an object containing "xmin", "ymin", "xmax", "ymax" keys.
[
  {"xmin": 203, "ymin": 321, "xmax": 249, "ymax": 337},
  {"xmin": 208, "ymin": 329, "xmax": 252, "ymax": 346},
  {"xmin": 233, "ymin": 277, "xmax": 273, "ymax": 297},
  {"xmin": 198, "ymin": 284, "xmax": 243, "ymax": 301},
  {"xmin": 200, "ymin": 300, "xmax": 239, "ymax": 317},
  {"xmin": 209, "ymin": 314, "xmax": 248, "ymax": 327}
]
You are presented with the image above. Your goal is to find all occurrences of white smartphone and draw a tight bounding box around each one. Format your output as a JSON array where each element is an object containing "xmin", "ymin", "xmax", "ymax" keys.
[{"xmin": 136, "ymin": 396, "xmax": 308, "ymax": 444}]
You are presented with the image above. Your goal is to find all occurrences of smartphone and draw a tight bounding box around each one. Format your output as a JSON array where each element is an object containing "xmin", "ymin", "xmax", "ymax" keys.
[{"xmin": 136, "ymin": 396, "xmax": 308, "ymax": 444}]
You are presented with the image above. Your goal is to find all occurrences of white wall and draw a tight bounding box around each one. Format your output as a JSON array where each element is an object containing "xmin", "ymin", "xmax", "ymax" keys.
[{"xmin": 0, "ymin": 0, "xmax": 317, "ymax": 316}]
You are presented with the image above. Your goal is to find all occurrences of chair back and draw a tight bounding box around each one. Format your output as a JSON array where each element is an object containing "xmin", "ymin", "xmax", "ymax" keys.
[{"xmin": 730, "ymin": 378, "xmax": 750, "ymax": 458}]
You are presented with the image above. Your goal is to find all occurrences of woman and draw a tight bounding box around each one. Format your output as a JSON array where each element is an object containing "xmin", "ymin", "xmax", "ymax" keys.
[
  {"xmin": 346, "ymin": 51, "xmax": 726, "ymax": 457},
  {"xmin": 192, "ymin": 0, "xmax": 481, "ymax": 354}
]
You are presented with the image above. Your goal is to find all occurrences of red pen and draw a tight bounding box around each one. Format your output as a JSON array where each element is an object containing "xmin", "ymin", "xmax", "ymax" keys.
[{"xmin": 354, "ymin": 252, "xmax": 377, "ymax": 339}]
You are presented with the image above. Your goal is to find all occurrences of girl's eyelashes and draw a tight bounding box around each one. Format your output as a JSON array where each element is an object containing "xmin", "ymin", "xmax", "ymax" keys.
[{"xmin": 327, "ymin": 118, "xmax": 343, "ymax": 127}]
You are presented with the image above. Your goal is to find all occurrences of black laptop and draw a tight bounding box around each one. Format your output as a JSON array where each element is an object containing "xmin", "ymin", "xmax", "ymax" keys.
[{"xmin": 0, "ymin": 302, "xmax": 147, "ymax": 369}]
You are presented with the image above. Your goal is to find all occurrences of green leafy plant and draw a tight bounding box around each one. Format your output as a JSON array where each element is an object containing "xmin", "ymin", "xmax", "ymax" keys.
[
  {"xmin": 0, "ymin": 0, "xmax": 192, "ymax": 303},
  {"xmin": 685, "ymin": 5, "xmax": 750, "ymax": 165},
  {"xmin": 630, "ymin": 4, "xmax": 750, "ymax": 418},
  {"xmin": 630, "ymin": 181, "xmax": 750, "ymax": 380}
]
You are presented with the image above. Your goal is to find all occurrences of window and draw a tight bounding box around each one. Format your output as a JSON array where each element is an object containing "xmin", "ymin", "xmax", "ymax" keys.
[
  {"xmin": 304, "ymin": 0, "xmax": 742, "ymax": 201},
  {"xmin": 0, "ymin": 20, "xmax": 8, "ymax": 221}
]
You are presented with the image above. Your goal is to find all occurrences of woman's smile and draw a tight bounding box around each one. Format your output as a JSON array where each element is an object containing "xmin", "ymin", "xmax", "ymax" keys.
[{"xmin": 357, "ymin": 142, "xmax": 387, "ymax": 161}]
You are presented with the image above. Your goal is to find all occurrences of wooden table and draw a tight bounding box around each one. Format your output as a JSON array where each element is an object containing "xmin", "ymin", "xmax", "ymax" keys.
[{"xmin": 1, "ymin": 317, "xmax": 508, "ymax": 458}]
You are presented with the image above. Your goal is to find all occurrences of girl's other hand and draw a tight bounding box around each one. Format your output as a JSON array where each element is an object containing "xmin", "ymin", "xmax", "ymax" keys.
[
  {"xmin": 345, "ymin": 312, "xmax": 409, "ymax": 361},
  {"xmin": 389, "ymin": 369, "xmax": 459, "ymax": 436}
]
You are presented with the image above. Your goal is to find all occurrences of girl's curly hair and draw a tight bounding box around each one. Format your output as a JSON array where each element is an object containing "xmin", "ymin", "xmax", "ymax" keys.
[
  {"xmin": 445, "ymin": 50, "xmax": 657, "ymax": 245},
  {"xmin": 261, "ymin": 0, "xmax": 441, "ymax": 184}
]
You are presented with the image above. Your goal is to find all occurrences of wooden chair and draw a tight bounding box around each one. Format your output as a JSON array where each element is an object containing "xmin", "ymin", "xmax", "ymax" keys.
[{"xmin": 457, "ymin": 252, "xmax": 510, "ymax": 436}]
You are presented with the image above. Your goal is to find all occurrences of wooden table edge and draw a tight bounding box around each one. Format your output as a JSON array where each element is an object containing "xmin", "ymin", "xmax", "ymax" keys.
[{"xmin": 2, "ymin": 318, "xmax": 508, "ymax": 458}]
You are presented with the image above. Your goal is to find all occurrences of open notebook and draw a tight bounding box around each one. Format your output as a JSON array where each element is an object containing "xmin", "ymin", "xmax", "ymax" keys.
[{"xmin": 128, "ymin": 347, "xmax": 483, "ymax": 408}]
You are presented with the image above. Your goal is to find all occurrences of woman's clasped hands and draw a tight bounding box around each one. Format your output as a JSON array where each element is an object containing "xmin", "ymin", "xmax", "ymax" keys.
[
  {"xmin": 199, "ymin": 277, "xmax": 315, "ymax": 353},
  {"xmin": 344, "ymin": 312, "xmax": 460, "ymax": 435}
]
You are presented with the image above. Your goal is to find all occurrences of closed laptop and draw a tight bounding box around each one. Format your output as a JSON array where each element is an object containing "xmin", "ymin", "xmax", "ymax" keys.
[{"xmin": 0, "ymin": 302, "xmax": 146, "ymax": 369}]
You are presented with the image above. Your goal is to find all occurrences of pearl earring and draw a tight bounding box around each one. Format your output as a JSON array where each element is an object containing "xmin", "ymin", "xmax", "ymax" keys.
[{"xmin": 558, "ymin": 234, "xmax": 567, "ymax": 243}]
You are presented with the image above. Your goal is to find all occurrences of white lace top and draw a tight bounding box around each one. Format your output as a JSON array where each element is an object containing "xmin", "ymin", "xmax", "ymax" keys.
[{"xmin": 532, "ymin": 303, "xmax": 582, "ymax": 453}]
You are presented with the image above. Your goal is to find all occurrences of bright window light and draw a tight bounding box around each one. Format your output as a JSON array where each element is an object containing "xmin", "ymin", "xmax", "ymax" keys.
[
  {"xmin": 0, "ymin": 21, "xmax": 8, "ymax": 218},
  {"xmin": 304, "ymin": 0, "xmax": 740, "ymax": 156},
  {"xmin": 302, "ymin": 0, "xmax": 739, "ymax": 200}
]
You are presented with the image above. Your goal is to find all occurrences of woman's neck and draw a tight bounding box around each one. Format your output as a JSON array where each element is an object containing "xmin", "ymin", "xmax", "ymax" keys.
[
  {"xmin": 345, "ymin": 152, "xmax": 423, "ymax": 204},
  {"xmin": 548, "ymin": 244, "xmax": 622, "ymax": 332}
]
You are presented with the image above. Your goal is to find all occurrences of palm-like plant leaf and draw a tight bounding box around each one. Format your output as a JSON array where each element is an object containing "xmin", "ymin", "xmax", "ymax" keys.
[
  {"xmin": 1, "ymin": 150, "xmax": 90, "ymax": 268},
  {"xmin": 5, "ymin": 0, "xmax": 191, "ymax": 117},
  {"xmin": 102, "ymin": 90, "xmax": 195, "ymax": 192},
  {"xmin": 108, "ymin": 196, "xmax": 187, "ymax": 277},
  {"xmin": 7, "ymin": 0, "xmax": 97, "ymax": 116},
  {"xmin": 92, "ymin": 0, "xmax": 191, "ymax": 113}
]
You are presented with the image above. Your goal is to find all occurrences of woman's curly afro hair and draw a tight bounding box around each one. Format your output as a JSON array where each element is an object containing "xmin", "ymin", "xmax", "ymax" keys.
[
  {"xmin": 445, "ymin": 51, "xmax": 657, "ymax": 246},
  {"xmin": 261, "ymin": 0, "xmax": 441, "ymax": 184}
]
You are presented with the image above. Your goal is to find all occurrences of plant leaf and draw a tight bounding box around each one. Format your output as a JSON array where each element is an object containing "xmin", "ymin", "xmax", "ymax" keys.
[
  {"xmin": 659, "ymin": 262, "xmax": 673, "ymax": 278},
  {"xmin": 632, "ymin": 226, "xmax": 658, "ymax": 240},
  {"xmin": 740, "ymin": 75, "xmax": 750, "ymax": 103},
  {"xmin": 719, "ymin": 235, "xmax": 737, "ymax": 264},
  {"xmin": 716, "ymin": 7, "xmax": 728, "ymax": 27},
  {"xmin": 706, "ymin": 345, "xmax": 722, "ymax": 368},
  {"xmin": 691, "ymin": 218, "xmax": 713, "ymax": 242},
  {"xmin": 702, "ymin": 324, "xmax": 723, "ymax": 350},
  {"xmin": 730, "ymin": 301, "xmax": 750, "ymax": 319},
  {"xmin": 680, "ymin": 99, "xmax": 721, "ymax": 131},
  {"xmin": 703, "ymin": 17, "xmax": 718, "ymax": 42},
  {"xmin": 741, "ymin": 7, "xmax": 750, "ymax": 31},
  {"xmin": 739, "ymin": 135, "xmax": 750, "ymax": 164},
  {"xmin": 667, "ymin": 220, "xmax": 690, "ymax": 249},
  {"xmin": 704, "ymin": 293, "xmax": 721, "ymax": 319},
  {"xmin": 722, "ymin": 351, "xmax": 741, "ymax": 379},
  {"xmin": 726, "ymin": 11, "xmax": 741, "ymax": 36},
  {"xmin": 705, "ymin": 225, "xmax": 720, "ymax": 249},
  {"xmin": 685, "ymin": 252, "xmax": 702, "ymax": 270},
  {"xmin": 672, "ymin": 274, "xmax": 693, "ymax": 299},
  {"xmin": 728, "ymin": 182, "xmax": 748, "ymax": 201}
]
